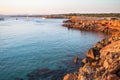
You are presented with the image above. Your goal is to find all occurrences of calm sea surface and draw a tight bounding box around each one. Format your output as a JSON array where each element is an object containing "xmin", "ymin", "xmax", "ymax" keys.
[{"xmin": 0, "ymin": 17, "xmax": 105, "ymax": 80}]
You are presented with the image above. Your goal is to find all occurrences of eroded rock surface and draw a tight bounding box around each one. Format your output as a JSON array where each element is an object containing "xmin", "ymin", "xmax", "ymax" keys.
[
  {"xmin": 63, "ymin": 17, "xmax": 120, "ymax": 80},
  {"xmin": 63, "ymin": 17, "xmax": 120, "ymax": 34}
]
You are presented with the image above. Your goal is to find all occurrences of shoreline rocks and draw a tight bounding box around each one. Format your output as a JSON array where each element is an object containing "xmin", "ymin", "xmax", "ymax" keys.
[
  {"xmin": 63, "ymin": 17, "xmax": 120, "ymax": 35},
  {"xmin": 73, "ymin": 57, "xmax": 79, "ymax": 64},
  {"xmin": 63, "ymin": 17, "xmax": 120, "ymax": 80}
]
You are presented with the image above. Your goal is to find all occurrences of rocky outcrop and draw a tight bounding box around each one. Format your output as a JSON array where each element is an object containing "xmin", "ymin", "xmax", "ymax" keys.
[
  {"xmin": 63, "ymin": 73, "xmax": 78, "ymax": 80},
  {"xmin": 63, "ymin": 17, "xmax": 120, "ymax": 80},
  {"xmin": 63, "ymin": 17, "xmax": 120, "ymax": 34},
  {"xmin": 73, "ymin": 57, "xmax": 79, "ymax": 64}
]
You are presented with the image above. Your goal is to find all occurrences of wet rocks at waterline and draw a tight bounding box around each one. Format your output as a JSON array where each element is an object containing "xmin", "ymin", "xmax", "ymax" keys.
[
  {"xmin": 63, "ymin": 17, "xmax": 120, "ymax": 80},
  {"xmin": 64, "ymin": 38, "xmax": 120, "ymax": 80}
]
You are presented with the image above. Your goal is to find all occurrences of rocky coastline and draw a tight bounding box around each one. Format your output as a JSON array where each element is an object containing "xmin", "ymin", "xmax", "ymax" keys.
[
  {"xmin": 14, "ymin": 15, "xmax": 120, "ymax": 80},
  {"xmin": 63, "ymin": 16, "xmax": 120, "ymax": 80}
]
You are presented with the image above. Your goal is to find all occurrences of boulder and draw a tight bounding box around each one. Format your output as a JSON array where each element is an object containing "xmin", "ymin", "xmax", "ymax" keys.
[
  {"xmin": 78, "ymin": 75, "xmax": 87, "ymax": 80},
  {"xmin": 95, "ymin": 67, "xmax": 105, "ymax": 78},
  {"xmin": 91, "ymin": 61, "xmax": 98, "ymax": 67},
  {"xmin": 86, "ymin": 48, "xmax": 96, "ymax": 59},
  {"xmin": 94, "ymin": 42, "xmax": 104, "ymax": 49},
  {"xmin": 80, "ymin": 65, "xmax": 94, "ymax": 74},
  {"xmin": 109, "ymin": 62, "xmax": 120, "ymax": 74},
  {"xmin": 63, "ymin": 73, "xmax": 77, "ymax": 80},
  {"xmin": 103, "ymin": 60, "xmax": 109, "ymax": 69},
  {"xmin": 107, "ymin": 74, "xmax": 120, "ymax": 80},
  {"xmin": 73, "ymin": 57, "xmax": 79, "ymax": 64},
  {"xmin": 82, "ymin": 58, "xmax": 87, "ymax": 64}
]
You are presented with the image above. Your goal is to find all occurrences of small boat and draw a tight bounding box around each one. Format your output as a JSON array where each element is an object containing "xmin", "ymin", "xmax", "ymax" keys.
[{"xmin": 42, "ymin": 17, "xmax": 46, "ymax": 19}]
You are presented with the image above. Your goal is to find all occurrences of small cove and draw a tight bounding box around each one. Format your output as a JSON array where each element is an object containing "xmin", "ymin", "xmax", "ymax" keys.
[{"xmin": 0, "ymin": 17, "xmax": 106, "ymax": 80}]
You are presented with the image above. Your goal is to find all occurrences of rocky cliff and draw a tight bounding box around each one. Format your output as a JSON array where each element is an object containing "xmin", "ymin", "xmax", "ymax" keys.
[{"xmin": 63, "ymin": 17, "xmax": 120, "ymax": 80}]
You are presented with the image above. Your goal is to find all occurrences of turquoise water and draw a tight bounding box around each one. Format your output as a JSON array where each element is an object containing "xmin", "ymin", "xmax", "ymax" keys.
[{"xmin": 0, "ymin": 17, "xmax": 105, "ymax": 80}]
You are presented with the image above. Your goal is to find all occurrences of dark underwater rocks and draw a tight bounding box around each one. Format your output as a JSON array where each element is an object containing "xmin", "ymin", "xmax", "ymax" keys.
[
  {"xmin": 26, "ymin": 56, "xmax": 82, "ymax": 80},
  {"xmin": 27, "ymin": 68, "xmax": 69, "ymax": 80}
]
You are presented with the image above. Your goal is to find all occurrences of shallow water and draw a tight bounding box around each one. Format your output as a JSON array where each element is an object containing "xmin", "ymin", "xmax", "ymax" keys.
[{"xmin": 0, "ymin": 17, "xmax": 105, "ymax": 80}]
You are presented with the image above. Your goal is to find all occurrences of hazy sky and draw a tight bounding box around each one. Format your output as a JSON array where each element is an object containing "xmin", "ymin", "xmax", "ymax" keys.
[{"xmin": 0, "ymin": 0, "xmax": 120, "ymax": 14}]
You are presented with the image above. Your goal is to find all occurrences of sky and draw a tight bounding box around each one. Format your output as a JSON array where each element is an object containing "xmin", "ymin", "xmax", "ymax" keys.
[{"xmin": 0, "ymin": 0, "xmax": 120, "ymax": 15}]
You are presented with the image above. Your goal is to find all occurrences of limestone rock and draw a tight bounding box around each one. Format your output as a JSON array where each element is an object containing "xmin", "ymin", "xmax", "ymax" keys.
[
  {"xmin": 73, "ymin": 57, "xmax": 79, "ymax": 64},
  {"xmin": 78, "ymin": 75, "xmax": 87, "ymax": 80},
  {"xmin": 80, "ymin": 65, "xmax": 94, "ymax": 74},
  {"xmin": 82, "ymin": 58, "xmax": 87, "ymax": 64},
  {"xmin": 109, "ymin": 62, "xmax": 120, "ymax": 74},
  {"xmin": 86, "ymin": 48, "xmax": 96, "ymax": 59},
  {"xmin": 94, "ymin": 42, "xmax": 104, "ymax": 49},
  {"xmin": 103, "ymin": 60, "xmax": 109, "ymax": 69},
  {"xmin": 62, "ymin": 17, "xmax": 120, "ymax": 80},
  {"xmin": 91, "ymin": 61, "xmax": 98, "ymax": 67},
  {"xmin": 107, "ymin": 74, "xmax": 120, "ymax": 80},
  {"xmin": 63, "ymin": 73, "xmax": 77, "ymax": 80}
]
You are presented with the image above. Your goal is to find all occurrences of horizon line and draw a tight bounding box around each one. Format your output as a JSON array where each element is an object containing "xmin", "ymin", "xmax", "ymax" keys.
[{"xmin": 0, "ymin": 12, "xmax": 120, "ymax": 16}]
